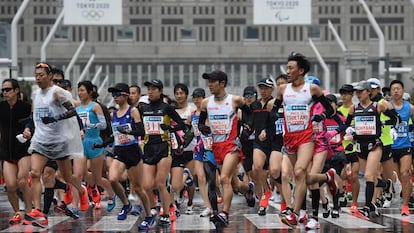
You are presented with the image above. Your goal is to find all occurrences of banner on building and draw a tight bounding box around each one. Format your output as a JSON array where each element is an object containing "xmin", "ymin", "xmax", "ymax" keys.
[
  {"xmin": 253, "ymin": 0, "xmax": 312, "ymax": 25},
  {"xmin": 63, "ymin": 0, "xmax": 122, "ymax": 25}
]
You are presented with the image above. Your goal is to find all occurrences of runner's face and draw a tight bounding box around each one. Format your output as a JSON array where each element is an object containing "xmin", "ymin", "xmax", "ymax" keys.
[
  {"xmin": 1, "ymin": 81, "xmax": 17, "ymax": 101},
  {"xmin": 147, "ymin": 85, "xmax": 161, "ymax": 102},
  {"xmin": 129, "ymin": 87, "xmax": 140, "ymax": 104},
  {"xmin": 174, "ymin": 88, "xmax": 188, "ymax": 105},
  {"xmin": 35, "ymin": 68, "xmax": 52, "ymax": 89},
  {"xmin": 390, "ymin": 83, "xmax": 404, "ymax": 100},
  {"xmin": 77, "ymin": 85, "xmax": 90, "ymax": 102},
  {"xmin": 356, "ymin": 89, "xmax": 370, "ymax": 101},
  {"xmin": 52, "ymin": 74, "xmax": 64, "ymax": 87},
  {"xmin": 258, "ymin": 85, "xmax": 273, "ymax": 100},
  {"xmin": 276, "ymin": 78, "xmax": 288, "ymax": 87},
  {"xmin": 207, "ymin": 79, "xmax": 221, "ymax": 95},
  {"xmin": 192, "ymin": 96, "xmax": 203, "ymax": 108},
  {"xmin": 286, "ymin": 61, "xmax": 303, "ymax": 83},
  {"xmin": 340, "ymin": 92, "xmax": 353, "ymax": 103}
]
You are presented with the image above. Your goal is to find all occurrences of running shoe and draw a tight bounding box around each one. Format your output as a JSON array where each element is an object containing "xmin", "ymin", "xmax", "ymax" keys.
[
  {"xmin": 94, "ymin": 202, "xmax": 102, "ymax": 209},
  {"xmin": 54, "ymin": 202, "xmax": 67, "ymax": 213},
  {"xmin": 279, "ymin": 207, "xmax": 293, "ymax": 218},
  {"xmin": 107, "ymin": 194, "xmax": 116, "ymax": 212},
  {"xmin": 185, "ymin": 204, "xmax": 194, "ymax": 215},
  {"xmin": 326, "ymin": 168, "xmax": 338, "ymax": 196},
  {"xmin": 169, "ymin": 205, "xmax": 177, "ymax": 222},
  {"xmin": 184, "ymin": 168, "xmax": 194, "ymax": 187},
  {"xmin": 131, "ymin": 204, "xmax": 143, "ymax": 216},
  {"xmin": 138, "ymin": 216, "xmax": 156, "ymax": 230},
  {"xmin": 9, "ymin": 213, "xmax": 22, "ymax": 225},
  {"xmin": 63, "ymin": 183, "xmax": 73, "ymax": 205},
  {"xmin": 322, "ymin": 201, "xmax": 330, "ymax": 218},
  {"xmin": 91, "ymin": 185, "xmax": 101, "ymax": 204},
  {"xmin": 245, "ymin": 181, "xmax": 255, "ymax": 207},
  {"xmin": 159, "ymin": 215, "xmax": 170, "ymax": 226},
  {"xmin": 65, "ymin": 207, "xmax": 80, "ymax": 219},
  {"xmin": 298, "ymin": 209, "xmax": 308, "ymax": 223},
  {"xmin": 281, "ymin": 212, "xmax": 298, "ymax": 227},
  {"xmin": 117, "ymin": 202, "xmax": 132, "ymax": 220},
  {"xmin": 331, "ymin": 209, "xmax": 340, "ymax": 218},
  {"xmin": 200, "ymin": 208, "xmax": 213, "ymax": 217},
  {"xmin": 22, "ymin": 209, "xmax": 48, "ymax": 228},
  {"xmin": 350, "ymin": 203, "xmax": 358, "ymax": 214},
  {"xmin": 215, "ymin": 212, "xmax": 229, "ymax": 227},
  {"xmin": 402, "ymin": 205, "xmax": 410, "ymax": 216},
  {"xmin": 305, "ymin": 218, "xmax": 320, "ymax": 230},
  {"xmin": 79, "ymin": 185, "xmax": 90, "ymax": 211}
]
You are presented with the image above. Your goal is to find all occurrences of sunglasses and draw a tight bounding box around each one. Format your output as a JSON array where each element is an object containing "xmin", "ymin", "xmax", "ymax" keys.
[
  {"xmin": 383, "ymin": 92, "xmax": 391, "ymax": 97},
  {"xmin": 53, "ymin": 79, "xmax": 63, "ymax": 84},
  {"xmin": 1, "ymin": 87, "xmax": 13, "ymax": 93},
  {"xmin": 36, "ymin": 63, "xmax": 51, "ymax": 73},
  {"xmin": 112, "ymin": 92, "xmax": 122, "ymax": 97}
]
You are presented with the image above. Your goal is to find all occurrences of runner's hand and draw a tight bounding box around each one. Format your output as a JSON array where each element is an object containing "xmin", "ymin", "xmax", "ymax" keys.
[
  {"xmin": 311, "ymin": 114, "xmax": 325, "ymax": 123},
  {"xmin": 41, "ymin": 116, "xmax": 58, "ymax": 124}
]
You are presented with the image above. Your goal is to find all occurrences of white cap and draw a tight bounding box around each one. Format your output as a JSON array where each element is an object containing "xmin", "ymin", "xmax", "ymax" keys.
[
  {"xmin": 138, "ymin": 95, "xmax": 149, "ymax": 104},
  {"xmin": 367, "ymin": 78, "xmax": 381, "ymax": 88},
  {"xmin": 403, "ymin": 92, "xmax": 410, "ymax": 101}
]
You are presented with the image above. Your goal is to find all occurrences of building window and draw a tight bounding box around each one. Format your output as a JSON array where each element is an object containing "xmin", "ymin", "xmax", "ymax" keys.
[
  {"xmin": 54, "ymin": 25, "xmax": 69, "ymax": 39},
  {"xmin": 244, "ymin": 26, "xmax": 259, "ymax": 40},
  {"xmin": 180, "ymin": 28, "xmax": 196, "ymax": 41},
  {"xmin": 117, "ymin": 26, "xmax": 134, "ymax": 41},
  {"xmin": 192, "ymin": 64, "xmax": 199, "ymax": 87}
]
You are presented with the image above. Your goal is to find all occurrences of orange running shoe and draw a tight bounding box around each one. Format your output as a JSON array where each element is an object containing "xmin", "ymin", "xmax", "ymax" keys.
[
  {"xmin": 79, "ymin": 185, "xmax": 90, "ymax": 211},
  {"xmin": 91, "ymin": 185, "xmax": 101, "ymax": 204},
  {"xmin": 402, "ymin": 205, "xmax": 410, "ymax": 216},
  {"xmin": 9, "ymin": 212, "xmax": 22, "ymax": 225},
  {"xmin": 350, "ymin": 203, "xmax": 358, "ymax": 214},
  {"xmin": 63, "ymin": 183, "xmax": 73, "ymax": 205},
  {"xmin": 22, "ymin": 209, "xmax": 48, "ymax": 228},
  {"xmin": 169, "ymin": 206, "xmax": 177, "ymax": 222}
]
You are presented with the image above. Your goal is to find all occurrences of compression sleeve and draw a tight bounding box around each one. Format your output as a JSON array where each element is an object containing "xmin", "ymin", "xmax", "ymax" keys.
[
  {"xmin": 128, "ymin": 122, "xmax": 145, "ymax": 136},
  {"xmin": 333, "ymin": 113, "xmax": 346, "ymax": 133},
  {"xmin": 383, "ymin": 108, "xmax": 401, "ymax": 128},
  {"xmin": 88, "ymin": 114, "xmax": 107, "ymax": 130},
  {"xmin": 315, "ymin": 95, "xmax": 335, "ymax": 118},
  {"xmin": 166, "ymin": 106, "xmax": 186, "ymax": 131},
  {"xmin": 272, "ymin": 99, "xmax": 282, "ymax": 113}
]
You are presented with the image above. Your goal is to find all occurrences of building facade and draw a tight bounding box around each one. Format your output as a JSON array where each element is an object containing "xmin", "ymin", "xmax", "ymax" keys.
[{"xmin": 0, "ymin": 0, "xmax": 413, "ymax": 104}]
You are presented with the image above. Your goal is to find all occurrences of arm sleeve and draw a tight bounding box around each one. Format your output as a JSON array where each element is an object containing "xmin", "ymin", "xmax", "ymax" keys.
[
  {"xmin": 271, "ymin": 98, "xmax": 282, "ymax": 113},
  {"xmin": 166, "ymin": 106, "xmax": 186, "ymax": 131},
  {"xmin": 314, "ymin": 95, "xmax": 335, "ymax": 118},
  {"xmin": 333, "ymin": 113, "xmax": 346, "ymax": 133},
  {"xmin": 76, "ymin": 113, "xmax": 84, "ymax": 130},
  {"xmin": 344, "ymin": 114, "xmax": 354, "ymax": 127},
  {"xmin": 383, "ymin": 108, "xmax": 401, "ymax": 128},
  {"xmin": 128, "ymin": 122, "xmax": 145, "ymax": 136},
  {"xmin": 88, "ymin": 114, "xmax": 107, "ymax": 130}
]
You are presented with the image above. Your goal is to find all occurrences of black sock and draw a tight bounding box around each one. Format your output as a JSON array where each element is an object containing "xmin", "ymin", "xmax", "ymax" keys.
[
  {"xmin": 376, "ymin": 178, "xmax": 386, "ymax": 188},
  {"xmin": 311, "ymin": 189, "xmax": 320, "ymax": 217},
  {"xmin": 301, "ymin": 189, "xmax": 307, "ymax": 210},
  {"xmin": 365, "ymin": 181, "xmax": 375, "ymax": 207},
  {"xmin": 333, "ymin": 192, "xmax": 342, "ymax": 210},
  {"xmin": 53, "ymin": 179, "xmax": 68, "ymax": 191},
  {"xmin": 43, "ymin": 188, "xmax": 55, "ymax": 214}
]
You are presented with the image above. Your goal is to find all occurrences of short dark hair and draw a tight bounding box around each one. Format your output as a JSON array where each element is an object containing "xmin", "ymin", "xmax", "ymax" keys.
[
  {"xmin": 275, "ymin": 74, "xmax": 288, "ymax": 82},
  {"xmin": 390, "ymin": 79, "xmax": 404, "ymax": 89},
  {"xmin": 2, "ymin": 78, "xmax": 20, "ymax": 89},
  {"xmin": 130, "ymin": 84, "xmax": 141, "ymax": 94},
  {"xmin": 51, "ymin": 67, "xmax": 65, "ymax": 79},
  {"xmin": 288, "ymin": 52, "xmax": 311, "ymax": 75},
  {"xmin": 174, "ymin": 83, "xmax": 189, "ymax": 96},
  {"xmin": 78, "ymin": 81, "xmax": 94, "ymax": 95}
]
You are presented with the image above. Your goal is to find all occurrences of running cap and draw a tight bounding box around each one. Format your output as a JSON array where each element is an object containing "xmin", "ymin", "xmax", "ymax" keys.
[
  {"xmin": 243, "ymin": 86, "xmax": 257, "ymax": 97},
  {"xmin": 353, "ymin": 81, "xmax": 371, "ymax": 91},
  {"xmin": 257, "ymin": 78, "xmax": 274, "ymax": 88},
  {"xmin": 403, "ymin": 92, "xmax": 411, "ymax": 101},
  {"xmin": 367, "ymin": 78, "xmax": 381, "ymax": 88},
  {"xmin": 339, "ymin": 84, "xmax": 354, "ymax": 93},
  {"xmin": 304, "ymin": 75, "xmax": 320, "ymax": 86},
  {"xmin": 138, "ymin": 95, "xmax": 150, "ymax": 104},
  {"xmin": 144, "ymin": 79, "xmax": 164, "ymax": 89},
  {"xmin": 108, "ymin": 83, "xmax": 130, "ymax": 94},
  {"xmin": 192, "ymin": 88, "xmax": 206, "ymax": 97},
  {"xmin": 202, "ymin": 70, "xmax": 227, "ymax": 82}
]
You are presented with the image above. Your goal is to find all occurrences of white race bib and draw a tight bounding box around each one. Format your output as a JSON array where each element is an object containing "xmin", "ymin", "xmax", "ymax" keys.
[
  {"xmin": 355, "ymin": 116, "xmax": 376, "ymax": 136},
  {"xmin": 143, "ymin": 116, "xmax": 164, "ymax": 135},
  {"xmin": 284, "ymin": 104, "xmax": 310, "ymax": 133}
]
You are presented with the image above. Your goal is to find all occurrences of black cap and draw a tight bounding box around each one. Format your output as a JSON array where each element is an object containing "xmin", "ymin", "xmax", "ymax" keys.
[
  {"xmin": 192, "ymin": 88, "xmax": 205, "ymax": 97},
  {"xmin": 382, "ymin": 87, "xmax": 390, "ymax": 93},
  {"xmin": 243, "ymin": 86, "xmax": 257, "ymax": 97},
  {"xmin": 326, "ymin": 94, "xmax": 337, "ymax": 104},
  {"xmin": 61, "ymin": 80, "xmax": 72, "ymax": 89},
  {"xmin": 202, "ymin": 70, "xmax": 228, "ymax": 82},
  {"xmin": 144, "ymin": 79, "xmax": 164, "ymax": 89},
  {"xmin": 108, "ymin": 83, "xmax": 130, "ymax": 93},
  {"xmin": 257, "ymin": 77, "xmax": 274, "ymax": 88},
  {"xmin": 339, "ymin": 84, "xmax": 354, "ymax": 93}
]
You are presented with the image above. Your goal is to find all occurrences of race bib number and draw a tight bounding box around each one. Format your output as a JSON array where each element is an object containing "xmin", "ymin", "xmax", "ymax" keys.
[
  {"xmin": 210, "ymin": 114, "xmax": 230, "ymax": 135},
  {"xmin": 284, "ymin": 104, "xmax": 310, "ymax": 132},
  {"xmin": 113, "ymin": 123, "xmax": 135, "ymax": 145},
  {"xmin": 327, "ymin": 125, "xmax": 341, "ymax": 144},
  {"xmin": 396, "ymin": 121, "xmax": 408, "ymax": 138},
  {"xmin": 143, "ymin": 116, "xmax": 164, "ymax": 135},
  {"xmin": 77, "ymin": 111, "xmax": 90, "ymax": 128},
  {"xmin": 191, "ymin": 120, "xmax": 201, "ymax": 137},
  {"xmin": 201, "ymin": 134, "xmax": 213, "ymax": 150},
  {"xmin": 355, "ymin": 116, "xmax": 376, "ymax": 136},
  {"xmin": 34, "ymin": 107, "xmax": 51, "ymax": 122},
  {"xmin": 275, "ymin": 118, "xmax": 284, "ymax": 135}
]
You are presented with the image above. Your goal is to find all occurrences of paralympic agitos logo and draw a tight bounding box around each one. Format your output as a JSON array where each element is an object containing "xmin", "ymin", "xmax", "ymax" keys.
[{"xmin": 275, "ymin": 11, "xmax": 290, "ymax": 22}]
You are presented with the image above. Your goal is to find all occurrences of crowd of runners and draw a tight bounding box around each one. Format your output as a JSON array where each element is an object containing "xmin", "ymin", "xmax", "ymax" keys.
[{"xmin": 0, "ymin": 52, "xmax": 413, "ymax": 231}]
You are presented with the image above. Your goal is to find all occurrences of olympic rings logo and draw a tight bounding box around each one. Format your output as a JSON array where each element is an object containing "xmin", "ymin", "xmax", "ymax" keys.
[{"xmin": 82, "ymin": 10, "xmax": 104, "ymax": 21}]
